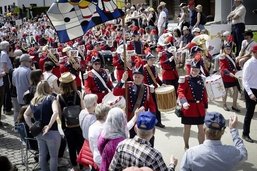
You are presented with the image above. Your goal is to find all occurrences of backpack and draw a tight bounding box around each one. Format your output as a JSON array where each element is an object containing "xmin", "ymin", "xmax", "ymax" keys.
[{"xmin": 59, "ymin": 91, "xmax": 81, "ymax": 128}]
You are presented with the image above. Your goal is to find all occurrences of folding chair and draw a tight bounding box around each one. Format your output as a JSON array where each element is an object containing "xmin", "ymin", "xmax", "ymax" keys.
[{"xmin": 15, "ymin": 122, "xmax": 39, "ymax": 171}]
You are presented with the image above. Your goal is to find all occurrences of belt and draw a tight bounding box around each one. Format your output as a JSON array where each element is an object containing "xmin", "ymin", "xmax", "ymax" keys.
[
  {"xmin": 188, "ymin": 100, "xmax": 201, "ymax": 103},
  {"xmin": 163, "ymin": 69, "xmax": 175, "ymax": 71},
  {"xmin": 232, "ymin": 23, "xmax": 244, "ymax": 26}
]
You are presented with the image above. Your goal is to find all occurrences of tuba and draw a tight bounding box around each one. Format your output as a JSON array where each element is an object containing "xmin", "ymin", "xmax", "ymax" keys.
[{"xmin": 48, "ymin": 48, "xmax": 59, "ymax": 66}]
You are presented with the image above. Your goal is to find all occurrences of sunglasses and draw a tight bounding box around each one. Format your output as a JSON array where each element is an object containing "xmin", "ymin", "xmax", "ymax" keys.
[{"xmin": 94, "ymin": 62, "xmax": 101, "ymax": 65}]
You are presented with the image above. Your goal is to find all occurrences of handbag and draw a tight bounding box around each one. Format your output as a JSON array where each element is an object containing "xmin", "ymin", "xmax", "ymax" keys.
[
  {"xmin": 30, "ymin": 121, "xmax": 44, "ymax": 137},
  {"xmin": 77, "ymin": 139, "xmax": 98, "ymax": 170},
  {"xmin": 175, "ymin": 105, "xmax": 183, "ymax": 118},
  {"xmin": 30, "ymin": 99, "xmax": 45, "ymax": 137}
]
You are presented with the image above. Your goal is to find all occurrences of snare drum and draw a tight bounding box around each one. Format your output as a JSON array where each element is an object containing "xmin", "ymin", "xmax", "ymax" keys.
[
  {"xmin": 205, "ymin": 74, "xmax": 226, "ymax": 100},
  {"xmin": 155, "ymin": 85, "xmax": 176, "ymax": 112}
]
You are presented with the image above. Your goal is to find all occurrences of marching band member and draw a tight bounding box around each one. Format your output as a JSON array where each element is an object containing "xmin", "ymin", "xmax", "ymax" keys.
[
  {"xmin": 113, "ymin": 52, "xmax": 134, "ymax": 82},
  {"xmin": 185, "ymin": 46, "xmax": 209, "ymax": 77},
  {"xmin": 143, "ymin": 53, "xmax": 165, "ymax": 128},
  {"xmin": 159, "ymin": 50, "xmax": 179, "ymax": 91},
  {"xmin": 113, "ymin": 59, "xmax": 156, "ymax": 145},
  {"xmin": 131, "ymin": 32, "xmax": 144, "ymax": 55},
  {"xmin": 177, "ymin": 60, "xmax": 208, "ymax": 150},
  {"xmin": 219, "ymin": 42, "xmax": 240, "ymax": 112},
  {"xmin": 84, "ymin": 56, "xmax": 113, "ymax": 103}
]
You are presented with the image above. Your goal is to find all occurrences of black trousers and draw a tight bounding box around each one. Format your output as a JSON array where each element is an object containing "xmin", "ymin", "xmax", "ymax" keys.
[
  {"xmin": 243, "ymin": 89, "xmax": 257, "ymax": 136},
  {"xmin": 0, "ymin": 85, "xmax": 4, "ymax": 120},
  {"xmin": 232, "ymin": 23, "xmax": 245, "ymax": 56},
  {"xmin": 151, "ymin": 92, "xmax": 162, "ymax": 124},
  {"xmin": 64, "ymin": 127, "xmax": 84, "ymax": 166},
  {"xmin": 3, "ymin": 75, "xmax": 12, "ymax": 112}
]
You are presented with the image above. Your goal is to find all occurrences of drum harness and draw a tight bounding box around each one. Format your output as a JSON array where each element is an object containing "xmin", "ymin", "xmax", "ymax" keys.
[
  {"xmin": 92, "ymin": 69, "xmax": 111, "ymax": 93},
  {"xmin": 144, "ymin": 64, "xmax": 158, "ymax": 86}
]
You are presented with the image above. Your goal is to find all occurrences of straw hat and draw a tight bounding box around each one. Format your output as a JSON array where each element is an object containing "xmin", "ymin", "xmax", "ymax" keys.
[{"xmin": 59, "ymin": 72, "xmax": 76, "ymax": 83}]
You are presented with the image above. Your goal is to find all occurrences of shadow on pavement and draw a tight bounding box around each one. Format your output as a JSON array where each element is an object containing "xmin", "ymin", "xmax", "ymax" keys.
[
  {"xmin": 237, "ymin": 161, "xmax": 257, "ymax": 171},
  {"xmin": 0, "ymin": 137, "xmax": 22, "ymax": 150},
  {"xmin": 159, "ymin": 126, "xmax": 198, "ymax": 138}
]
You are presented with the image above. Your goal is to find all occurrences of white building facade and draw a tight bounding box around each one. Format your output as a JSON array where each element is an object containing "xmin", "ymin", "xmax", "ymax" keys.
[{"xmin": 0, "ymin": 0, "xmax": 55, "ymax": 14}]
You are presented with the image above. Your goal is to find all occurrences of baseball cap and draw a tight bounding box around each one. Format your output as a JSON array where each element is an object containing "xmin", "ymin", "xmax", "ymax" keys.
[
  {"xmin": 204, "ymin": 112, "xmax": 226, "ymax": 130},
  {"xmin": 137, "ymin": 111, "xmax": 157, "ymax": 130},
  {"xmin": 192, "ymin": 27, "xmax": 200, "ymax": 33}
]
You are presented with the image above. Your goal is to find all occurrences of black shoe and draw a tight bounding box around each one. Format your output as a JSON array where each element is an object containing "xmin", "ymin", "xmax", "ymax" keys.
[
  {"xmin": 232, "ymin": 106, "xmax": 241, "ymax": 112},
  {"xmin": 156, "ymin": 123, "xmax": 165, "ymax": 128},
  {"xmin": 223, "ymin": 106, "xmax": 230, "ymax": 111},
  {"xmin": 242, "ymin": 135, "xmax": 254, "ymax": 143}
]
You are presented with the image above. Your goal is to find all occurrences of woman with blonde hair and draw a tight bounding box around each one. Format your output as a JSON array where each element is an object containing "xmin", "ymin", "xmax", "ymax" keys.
[
  {"xmin": 24, "ymin": 80, "xmax": 61, "ymax": 171},
  {"xmin": 193, "ymin": 4, "xmax": 206, "ymax": 30}
]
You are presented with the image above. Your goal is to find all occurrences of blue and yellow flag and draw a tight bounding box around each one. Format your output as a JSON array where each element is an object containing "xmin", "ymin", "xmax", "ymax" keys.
[{"xmin": 47, "ymin": 0, "xmax": 125, "ymax": 43}]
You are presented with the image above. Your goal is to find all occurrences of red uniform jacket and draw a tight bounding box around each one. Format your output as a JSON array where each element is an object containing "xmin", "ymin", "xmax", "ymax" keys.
[
  {"xmin": 113, "ymin": 81, "xmax": 156, "ymax": 120},
  {"xmin": 177, "ymin": 75, "xmax": 208, "ymax": 118},
  {"xmin": 159, "ymin": 51, "xmax": 179, "ymax": 81},
  {"xmin": 84, "ymin": 68, "xmax": 113, "ymax": 103},
  {"xmin": 113, "ymin": 54, "xmax": 133, "ymax": 81},
  {"xmin": 143, "ymin": 64, "xmax": 162, "ymax": 88},
  {"xmin": 219, "ymin": 55, "xmax": 237, "ymax": 83}
]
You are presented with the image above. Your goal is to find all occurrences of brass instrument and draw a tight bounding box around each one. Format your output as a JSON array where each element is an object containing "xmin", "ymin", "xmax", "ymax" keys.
[
  {"xmin": 48, "ymin": 48, "xmax": 59, "ymax": 66},
  {"xmin": 68, "ymin": 50, "xmax": 80, "ymax": 70}
]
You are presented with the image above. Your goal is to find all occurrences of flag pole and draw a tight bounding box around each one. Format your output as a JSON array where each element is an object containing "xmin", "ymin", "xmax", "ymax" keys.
[{"xmin": 121, "ymin": 15, "xmax": 128, "ymax": 116}]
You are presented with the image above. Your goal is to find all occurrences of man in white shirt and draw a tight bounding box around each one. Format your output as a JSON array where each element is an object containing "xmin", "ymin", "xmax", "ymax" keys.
[
  {"xmin": 157, "ymin": 5, "xmax": 166, "ymax": 36},
  {"xmin": 227, "ymin": 0, "xmax": 246, "ymax": 56},
  {"xmin": 44, "ymin": 25, "xmax": 55, "ymax": 38},
  {"xmin": 43, "ymin": 61, "xmax": 60, "ymax": 94},
  {"xmin": 242, "ymin": 45, "xmax": 257, "ymax": 143}
]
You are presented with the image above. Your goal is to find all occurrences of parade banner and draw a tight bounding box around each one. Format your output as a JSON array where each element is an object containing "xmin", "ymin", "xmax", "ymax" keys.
[{"xmin": 47, "ymin": 0, "xmax": 124, "ymax": 43}]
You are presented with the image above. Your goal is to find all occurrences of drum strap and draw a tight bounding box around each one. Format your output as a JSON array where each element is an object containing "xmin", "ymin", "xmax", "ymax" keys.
[
  {"xmin": 131, "ymin": 84, "xmax": 145, "ymax": 120},
  {"xmin": 92, "ymin": 69, "xmax": 111, "ymax": 92},
  {"xmin": 225, "ymin": 54, "xmax": 237, "ymax": 70},
  {"xmin": 144, "ymin": 64, "xmax": 158, "ymax": 86}
]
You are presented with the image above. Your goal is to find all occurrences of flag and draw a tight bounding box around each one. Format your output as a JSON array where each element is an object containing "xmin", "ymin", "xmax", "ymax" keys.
[{"xmin": 47, "ymin": 0, "xmax": 125, "ymax": 43}]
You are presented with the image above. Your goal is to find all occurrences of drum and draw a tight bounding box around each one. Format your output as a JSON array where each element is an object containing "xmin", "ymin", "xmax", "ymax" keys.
[
  {"xmin": 155, "ymin": 85, "xmax": 176, "ymax": 112},
  {"xmin": 102, "ymin": 92, "xmax": 126, "ymax": 109},
  {"xmin": 205, "ymin": 74, "xmax": 226, "ymax": 100}
]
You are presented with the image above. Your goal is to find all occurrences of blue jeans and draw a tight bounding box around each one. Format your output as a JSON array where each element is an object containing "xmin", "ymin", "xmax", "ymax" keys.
[{"xmin": 36, "ymin": 130, "xmax": 61, "ymax": 171}]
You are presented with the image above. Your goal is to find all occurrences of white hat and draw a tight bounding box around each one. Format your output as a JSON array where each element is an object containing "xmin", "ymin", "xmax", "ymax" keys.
[
  {"xmin": 182, "ymin": 26, "xmax": 189, "ymax": 31},
  {"xmin": 62, "ymin": 46, "xmax": 72, "ymax": 53},
  {"xmin": 222, "ymin": 31, "xmax": 231, "ymax": 37},
  {"xmin": 192, "ymin": 27, "xmax": 201, "ymax": 33},
  {"xmin": 160, "ymin": 1, "xmax": 166, "ymax": 6}
]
